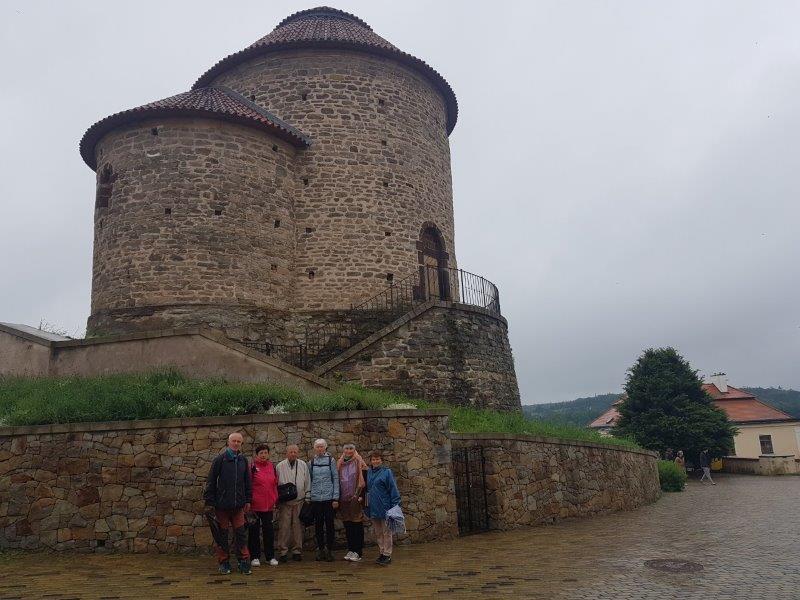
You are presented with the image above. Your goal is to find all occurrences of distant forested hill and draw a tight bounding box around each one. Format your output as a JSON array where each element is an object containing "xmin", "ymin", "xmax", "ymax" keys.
[
  {"xmin": 522, "ymin": 393, "xmax": 620, "ymax": 426},
  {"xmin": 743, "ymin": 388, "xmax": 800, "ymax": 418},
  {"xmin": 522, "ymin": 387, "xmax": 800, "ymax": 426}
]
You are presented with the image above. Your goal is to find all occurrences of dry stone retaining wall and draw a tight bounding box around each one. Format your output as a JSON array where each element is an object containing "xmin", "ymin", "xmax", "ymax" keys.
[
  {"xmin": 452, "ymin": 433, "xmax": 660, "ymax": 530},
  {"xmin": 0, "ymin": 410, "xmax": 456, "ymax": 552},
  {"xmin": 323, "ymin": 303, "xmax": 522, "ymax": 411}
]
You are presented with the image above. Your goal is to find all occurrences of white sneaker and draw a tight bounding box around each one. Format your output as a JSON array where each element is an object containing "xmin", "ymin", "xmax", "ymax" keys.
[
  {"xmin": 350, "ymin": 553, "xmax": 363, "ymax": 562},
  {"xmin": 251, "ymin": 558, "xmax": 261, "ymax": 567},
  {"xmin": 343, "ymin": 551, "xmax": 355, "ymax": 561},
  {"xmin": 269, "ymin": 558, "xmax": 279, "ymax": 566}
]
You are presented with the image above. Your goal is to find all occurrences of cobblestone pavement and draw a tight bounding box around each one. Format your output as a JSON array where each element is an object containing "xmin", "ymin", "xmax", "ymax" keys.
[{"xmin": 1, "ymin": 475, "xmax": 797, "ymax": 599}]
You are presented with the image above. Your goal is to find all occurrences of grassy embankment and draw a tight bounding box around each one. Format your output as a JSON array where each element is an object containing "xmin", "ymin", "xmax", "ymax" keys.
[{"xmin": 0, "ymin": 371, "xmax": 638, "ymax": 449}]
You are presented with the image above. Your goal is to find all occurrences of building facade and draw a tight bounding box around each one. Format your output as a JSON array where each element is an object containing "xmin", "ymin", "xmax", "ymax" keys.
[{"xmin": 73, "ymin": 7, "xmax": 521, "ymax": 410}]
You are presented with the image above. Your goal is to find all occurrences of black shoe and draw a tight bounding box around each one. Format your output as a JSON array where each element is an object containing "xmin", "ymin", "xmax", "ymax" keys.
[
  {"xmin": 315, "ymin": 549, "xmax": 325, "ymax": 561},
  {"xmin": 218, "ymin": 561, "xmax": 232, "ymax": 575},
  {"xmin": 238, "ymin": 559, "xmax": 252, "ymax": 575},
  {"xmin": 376, "ymin": 555, "xmax": 391, "ymax": 566},
  {"xmin": 325, "ymin": 549, "xmax": 334, "ymax": 562},
  {"xmin": 292, "ymin": 553, "xmax": 302, "ymax": 562},
  {"xmin": 279, "ymin": 554, "xmax": 288, "ymax": 563}
]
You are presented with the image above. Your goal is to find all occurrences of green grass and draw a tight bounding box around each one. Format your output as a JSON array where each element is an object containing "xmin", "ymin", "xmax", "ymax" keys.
[{"xmin": 0, "ymin": 371, "xmax": 637, "ymax": 449}]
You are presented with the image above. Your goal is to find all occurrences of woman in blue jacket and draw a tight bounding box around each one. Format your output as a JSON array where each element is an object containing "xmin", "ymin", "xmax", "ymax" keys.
[{"xmin": 366, "ymin": 450, "xmax": 401, "ymax": 565}]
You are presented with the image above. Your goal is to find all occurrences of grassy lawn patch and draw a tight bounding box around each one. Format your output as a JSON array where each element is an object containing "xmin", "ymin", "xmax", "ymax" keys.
[{"xmin": 0, "ymin": 371, "xmax": 637, "ymax": 449}]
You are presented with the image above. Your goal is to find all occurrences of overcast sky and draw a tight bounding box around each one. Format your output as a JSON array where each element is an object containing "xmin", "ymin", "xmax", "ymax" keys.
[{"xmin": 1, "ymin": 1, "xmax": 798, "ymax": 404}]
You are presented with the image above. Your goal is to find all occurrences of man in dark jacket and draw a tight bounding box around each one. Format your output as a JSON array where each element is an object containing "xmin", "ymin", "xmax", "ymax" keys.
[{"xmin": 204, "ymin": 432, "xmax": 253, "ymax": 574}]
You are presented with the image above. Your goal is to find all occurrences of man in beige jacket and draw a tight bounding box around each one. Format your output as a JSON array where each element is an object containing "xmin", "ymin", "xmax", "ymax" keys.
[{"xmin": 276, "ymin": 444, "xmax": 311, "ymax": 561}]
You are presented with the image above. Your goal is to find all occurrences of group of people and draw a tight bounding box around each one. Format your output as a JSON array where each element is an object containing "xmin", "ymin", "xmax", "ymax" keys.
[
  {"xmin": 203, "ymin": 432, "xmax": 401, "ymax": 575},
  {"xmin": 664, "ymin": 447, "xmax": 715, "ymax": 484}
]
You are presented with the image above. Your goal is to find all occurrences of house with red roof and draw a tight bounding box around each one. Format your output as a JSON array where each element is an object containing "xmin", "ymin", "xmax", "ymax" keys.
[{"xmin": 589, "ymin": 374, "xmax": 800, "ymax": 459}]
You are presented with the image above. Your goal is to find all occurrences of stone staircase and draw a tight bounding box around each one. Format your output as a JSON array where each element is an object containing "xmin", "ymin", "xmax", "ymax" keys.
[{"xmin": 241, "ymin": 266, "xmax": 501, "ymax": 371}]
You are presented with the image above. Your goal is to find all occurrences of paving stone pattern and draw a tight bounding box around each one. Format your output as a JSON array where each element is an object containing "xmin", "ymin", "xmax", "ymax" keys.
[{"xmin": 0, "ymin": 475, "xmax": 796, "ymax": 599}]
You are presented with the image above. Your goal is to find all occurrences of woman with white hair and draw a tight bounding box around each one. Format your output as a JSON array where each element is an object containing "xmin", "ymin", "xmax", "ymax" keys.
[{"xmin": 309, "ymin": 438, "xmax": 339, "ymax": 561}]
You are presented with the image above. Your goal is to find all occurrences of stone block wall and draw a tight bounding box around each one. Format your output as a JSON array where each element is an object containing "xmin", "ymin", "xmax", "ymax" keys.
[
  {"xmin": 0, "ymin": 410, "xmax": 456, "ymax": 552},
  {"xmin": 212, "ymin": 49, "xmax": 456, "ymax": 311},
  {"xmin": 452, "ymin": 433, "xmax": 660, "ymax": 529},
  {"xmin": 320, "ymin": 302, "xmax": 522, "ymax": 411},
  {"xmin": 89, "ymin": 117, "xmax": 299, "ymax": 337}
]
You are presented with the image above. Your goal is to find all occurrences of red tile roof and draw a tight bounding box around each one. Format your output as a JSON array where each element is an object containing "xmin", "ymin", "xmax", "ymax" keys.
[
  {"xmin": 588, "ymin": 385, "xmax": 795, "ymax": 428},
  {"xmin": 80, "ymin": 87, "xmax": 311, "ymax": 169},
  {"xmin": 589, "ymin": 405, "xmax": 621, "ymax": 428},
  {"xmin": 192, "ymin": 6, "xmax": 459, "ymax": 134}
]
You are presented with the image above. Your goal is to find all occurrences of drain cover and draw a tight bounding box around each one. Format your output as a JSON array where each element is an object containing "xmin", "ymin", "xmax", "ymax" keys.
[{"xmin": 644, "ymin": 559, "xmax": 704, "ymax": 573}]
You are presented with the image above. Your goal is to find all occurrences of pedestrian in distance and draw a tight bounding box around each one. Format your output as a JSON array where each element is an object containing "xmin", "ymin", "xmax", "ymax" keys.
[
  {"xmin": 698, "ymin": 449, "xmax": 716, "ymax": 485},
  {"xmin": 366, "ymin": 450, "xmax": 401, "ymax": 566},
  {"xmin": 204, "ymin": 432, "xmax": 253, "ymax": 575},
  {"xmin": 248, "ymin": 444, "xmax": 279, "ymax": 567},
  {"xmin": 309, "ymin": 438, "xmax": 340, "ymax": 561},
  {"xmin": 664, "ymin": 448, "xmax": 674, "ymax": 461},
  {"xmin": 275, "ymin": 444, "xmax": 311, "ymax": 562},
  {"xmin": 674, "ymin": 450, "xmax": 686, "ymax": 473},
  {"xmin": 337, "ymin": 443, "xmax": 369, "ymax": 562}
]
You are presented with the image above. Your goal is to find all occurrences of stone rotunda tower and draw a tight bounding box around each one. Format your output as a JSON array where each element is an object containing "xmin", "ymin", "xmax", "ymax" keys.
[{"xmin": 80, "ymin": 7, "xmax": 521, "ymax": 410}]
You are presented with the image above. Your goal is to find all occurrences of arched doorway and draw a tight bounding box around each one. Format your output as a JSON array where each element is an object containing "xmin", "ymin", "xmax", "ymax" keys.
[{"xmin": 417, "ymin": 223, "xmax": 450, "ymax": 301}]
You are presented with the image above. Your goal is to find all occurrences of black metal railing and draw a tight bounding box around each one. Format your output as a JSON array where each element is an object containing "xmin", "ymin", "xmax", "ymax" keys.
[{"xmin": 244, "ymin": 266, "xmax": 501, "ymax": 370}]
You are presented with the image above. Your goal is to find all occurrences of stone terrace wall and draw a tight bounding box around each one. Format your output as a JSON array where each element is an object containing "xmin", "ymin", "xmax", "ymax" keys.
[
  {"xmin": 0, "ymin": 410, "xmax": 456, "ymax": 552},
  {"xmin": 452, "ymin": 434, "xmax": 660, "ymax": 530},
  {"xmin": 319, "ymin": 302, "xmax": 522, "ymax": 412}
]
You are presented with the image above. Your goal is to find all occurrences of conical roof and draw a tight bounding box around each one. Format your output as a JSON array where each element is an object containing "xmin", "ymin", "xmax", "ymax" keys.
[
  {"xmin": 193, "ymin": 7, "xmax": 458, "ymax": 134},
  {"xmin": 80, "ymin": 86, "xmax": 311, "ymax": 169}
]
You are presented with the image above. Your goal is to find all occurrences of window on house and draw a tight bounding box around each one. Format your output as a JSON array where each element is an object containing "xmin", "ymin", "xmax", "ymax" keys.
[{"xmin": 759, "ymin": 435, "xmax": 774, "ymax": 455}]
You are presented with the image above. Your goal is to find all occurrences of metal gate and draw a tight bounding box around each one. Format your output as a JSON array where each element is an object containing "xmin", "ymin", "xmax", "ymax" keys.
[{"xmin": 452, "ymin": 446, "xmax": 489, "ymax": 534}]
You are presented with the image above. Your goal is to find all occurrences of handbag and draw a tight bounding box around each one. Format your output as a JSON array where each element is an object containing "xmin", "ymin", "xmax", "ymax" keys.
[
  {"xmin": 299, "ymin": 502, "xmax": 315, "ymax": 526},
  {"xmin": 278, "ymin": 482, "xmax": 298, "ymax": 503},
  {"xmin": 278, "ymin": 460, "xmax": 299, "ymax": 503}
]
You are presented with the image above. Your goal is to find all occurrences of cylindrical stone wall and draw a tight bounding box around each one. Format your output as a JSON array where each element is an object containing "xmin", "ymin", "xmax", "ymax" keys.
[
  {"xmin": 88, "ymin": 117, "xmax": 298, "ymax": 339},
  {"xmin": 211, "ymin": 49, "xmax": 457, "ymax": 311}
]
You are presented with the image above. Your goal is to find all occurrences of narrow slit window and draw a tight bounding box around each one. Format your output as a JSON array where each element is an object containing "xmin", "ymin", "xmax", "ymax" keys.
[
  {"xmin": 274, "ymin": 219, "xmax": 281, "ymax": 228},
  {"xmin": 164, "ymin": 208, "xmax": 172, "ymax": 215}
]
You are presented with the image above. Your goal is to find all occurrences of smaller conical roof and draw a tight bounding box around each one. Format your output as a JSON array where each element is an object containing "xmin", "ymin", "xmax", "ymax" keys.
[
  {"xmin": 193, "ymin": 7, "xmax": 458, "ymax": 134},
  {"xmin": 79, "ymin": 86, "xmax": 311, "ymax": 170}
]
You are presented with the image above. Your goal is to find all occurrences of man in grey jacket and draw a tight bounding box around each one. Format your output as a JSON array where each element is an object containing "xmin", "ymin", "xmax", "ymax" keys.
[
  {"xmin": 275, "ymin": 444, "xmax": 311, "ymax": 562},
  {"xmin": 309, "ymin": 438, "xmax": 340, "ymax": 561}
]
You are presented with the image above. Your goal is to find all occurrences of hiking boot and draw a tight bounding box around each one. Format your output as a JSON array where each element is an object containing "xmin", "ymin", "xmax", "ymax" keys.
[
  {"xmin": 315, "ymin": 548, "xmax": 325, "ymax": 561},
  {"xmin": 292, "ymin": 553, "xmax": 302, "ymax": 562},
  {"xmin": 278, "ymin": 554, "xmax": 288, "ymax": 563},
  {"xmin": 218, "ymin": 561, "xmax": 232, "ymax": 575},
  {"xmin": 238, "ymin": 559, "xmax": 252, "ymax": 575},
  {"xmin": 325, "ymin": 549, "xmax": 335, "ymax": 562}
]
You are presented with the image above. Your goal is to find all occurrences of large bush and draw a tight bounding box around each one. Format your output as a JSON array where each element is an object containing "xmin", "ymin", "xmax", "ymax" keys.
[
  {"xmin": 658, "ymin": 460, "xmax": 687, "ymax": 492},
  {"xmin": 613, "ymin": 347, "xmax": 736, "ymax": 462}
]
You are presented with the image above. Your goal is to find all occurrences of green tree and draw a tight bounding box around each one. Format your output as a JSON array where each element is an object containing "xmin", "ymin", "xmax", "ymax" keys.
[{"xmin": 613, "ymin": 347, "xmax": 736, "ymax": 462}]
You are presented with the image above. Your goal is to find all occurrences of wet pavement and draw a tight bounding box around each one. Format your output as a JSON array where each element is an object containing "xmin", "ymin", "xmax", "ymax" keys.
[{"xmin": 2, "ymin": 474, "xmax": 798, "ymax": 599}]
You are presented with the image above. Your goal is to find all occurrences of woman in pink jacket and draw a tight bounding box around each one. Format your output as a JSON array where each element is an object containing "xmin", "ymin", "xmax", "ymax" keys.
[{"xmin": 248, "ymin": 444, "xmax": 279, "ymax": 566}]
